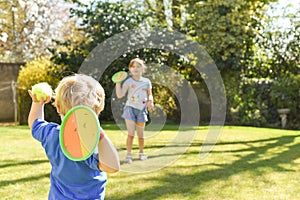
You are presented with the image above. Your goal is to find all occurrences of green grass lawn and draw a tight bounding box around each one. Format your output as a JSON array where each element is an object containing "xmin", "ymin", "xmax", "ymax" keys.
[{"xmin": 1, "ymin": 124, "xmax": 300, "ymax": 200}]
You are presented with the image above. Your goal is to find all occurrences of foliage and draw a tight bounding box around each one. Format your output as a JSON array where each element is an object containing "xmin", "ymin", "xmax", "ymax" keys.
[
  {"xmin": 144, "ymin": 0, "xmax": 168, "ymax": 28},
  {"xmin": 142, "ymin": 0, "xmax": 271, "ymax": 81},
  {"xmin": 270, "ymin": 74, "xmax": 300, "ymax": 129},
  {"xmin": 50, "ymin": 1, "xmax": 156, "ymax": 121},
  {"xmin": 14, "ymin": 0, "xmax": 299, "ymax": 127},
  {"xmin": 186, "ymin": 0, "xmax": 277, "ymax": 71},
  {"xmin": 141, "ymin": 0, "xmax": 278, "ymax": 125},
  {"xmin": 51, "ymin": 0, "xmax": 151, "ymax": 71},
  {"xmin": 0, "ymin": 0, "xmax": 73, "ymax": 62},
  {"xmin": 230, "ymin": 74, "xmax": 300, "ymax": 129},
  {"xmin": 230, "ymin": 78, "xmax": 273, "ymax": 127},
  {"xmin": 236, "ymin": 1, "xmax": 300, "ymax": 129},
  {"xmin": 270, "ymin": 75, "xmax": 298, "ymax": 108},
  {"xmin": 246, "ymin": 22, "xmax": 300, "ymax": 79},
  {"xmin": 17, "ymin": 57, "xmax": 64, "ymax": 124}
]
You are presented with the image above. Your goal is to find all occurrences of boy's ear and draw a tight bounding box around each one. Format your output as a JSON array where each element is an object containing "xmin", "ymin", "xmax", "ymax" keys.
[{"xmin": 55, "ymin": 104, "xmax": 61, "ymax": 114}]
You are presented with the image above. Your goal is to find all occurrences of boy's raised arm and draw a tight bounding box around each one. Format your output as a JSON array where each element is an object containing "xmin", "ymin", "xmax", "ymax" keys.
[{"xmin": 27, "ymin": 90, "xmax": 50, "ymax": 130}]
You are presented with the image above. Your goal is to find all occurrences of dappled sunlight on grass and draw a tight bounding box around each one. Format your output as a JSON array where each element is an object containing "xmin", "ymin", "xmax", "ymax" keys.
[
  {"xmin": 106, "ymin": 126, "xmax": 300, "ymax": 200},
  {"xmin": 0, "ymin": 126, "xmax": 50, "ymax": 200},
  {"xmin": 1, "ymin": 125, "xmax": 300, "ymax": 199}
]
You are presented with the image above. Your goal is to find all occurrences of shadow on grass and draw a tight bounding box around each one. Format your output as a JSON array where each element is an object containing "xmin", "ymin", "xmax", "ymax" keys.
[
  {"xmin": 0, "ymin": 159, "xmax": 48, "ymax": 169},
  {"xmin": 107, "ymin": 134, "xmax": 300, "ymax": 200},
  {"xmin": 0, "ymin": 159, "xmax": 50, "ymax": 187},
  {"xmin": 0, "ymin": 173, "xmax": 50, "ymax": 187},
  {"xmin": 101, "ymin": 123, "xmax": 205, "ymax": 131}
]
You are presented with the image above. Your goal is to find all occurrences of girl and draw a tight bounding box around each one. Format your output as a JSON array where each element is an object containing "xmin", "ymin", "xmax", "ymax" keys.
[{"xmin": 115, "ymin": 58, "xmax": 154, "ymax": 163}]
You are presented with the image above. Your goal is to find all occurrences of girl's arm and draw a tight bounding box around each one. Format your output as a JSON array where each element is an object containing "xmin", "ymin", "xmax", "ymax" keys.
[
  {"xmin": 147, "ymin": 89, "xmax": 154, "ymax": 110},
  {"xmin": 115, "ymin": 82, "xmax": 126, "ymax": 99},
  {"xmin": 98, "ymin": 129, "xmax": 120, "ymax": 173}
]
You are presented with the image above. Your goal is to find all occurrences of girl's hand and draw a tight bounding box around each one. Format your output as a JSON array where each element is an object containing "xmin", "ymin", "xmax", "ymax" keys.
[
  {"xmin": 28, "ymin": 90, "xmax": 51, "ymax": 104},
  {"xmin": 147, "ymin": 101, "xmax": 154, "ymax": 111}
]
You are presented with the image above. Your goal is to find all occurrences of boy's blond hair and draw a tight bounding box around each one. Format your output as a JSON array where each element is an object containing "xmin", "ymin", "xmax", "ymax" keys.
[{"xmin": 54, "ymin": 74, "xmax": 105, "ymax": 116}]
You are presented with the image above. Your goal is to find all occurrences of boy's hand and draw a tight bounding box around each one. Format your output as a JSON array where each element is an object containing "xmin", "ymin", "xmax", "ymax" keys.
[
  {"xmin": 28, "ymin": 90, "xmax": 50, "ymax": 129},
  {"xmin": 28, "ymin": 90, "xmax": 51, "ymax": 104}
]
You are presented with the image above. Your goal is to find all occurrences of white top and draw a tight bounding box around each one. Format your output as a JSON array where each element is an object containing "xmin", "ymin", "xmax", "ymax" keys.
[{"xmin": 122, "ymin": 77, "xmax": 151, "ymax": 110}]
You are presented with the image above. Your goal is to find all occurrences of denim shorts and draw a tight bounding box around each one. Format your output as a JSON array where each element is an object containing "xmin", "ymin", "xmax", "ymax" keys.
[{"xmin": 122, "ymin": 106, "xmax": 148, "ymax": 122}]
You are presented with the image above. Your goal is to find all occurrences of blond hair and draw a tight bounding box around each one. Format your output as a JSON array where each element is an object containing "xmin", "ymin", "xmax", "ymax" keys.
[{"xmin": 54, "ymin": 74, "xmax": 105, "ymax": 116}]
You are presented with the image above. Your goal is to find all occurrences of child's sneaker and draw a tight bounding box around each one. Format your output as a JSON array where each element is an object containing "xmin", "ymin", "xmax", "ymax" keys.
[
  {"xmin": 139, "ymin": 153, "xmax": 147, "ymax": 161},
  {"xmin": 125, "ymin": 155, "xmax": 132, "ymax": 164}
]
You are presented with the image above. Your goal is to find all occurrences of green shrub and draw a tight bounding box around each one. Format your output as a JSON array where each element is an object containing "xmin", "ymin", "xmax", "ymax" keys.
[
  {"xmin": 17, "ymin": 57, "xmax": 64, "ymax": 125},
  {"xmin": 230, "ymin": 78, "xmax": 271, "ymax": 127},
  {"xmin": 270, "ymin": 74, "xmax": 300, "ymax": 129},
  {"xmin": 231, "ymin": 75, "xmax": 300, "ymax": 129}
]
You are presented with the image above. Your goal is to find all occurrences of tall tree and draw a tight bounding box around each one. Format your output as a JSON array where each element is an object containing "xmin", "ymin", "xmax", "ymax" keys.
[
  {"xmin": 145, "ymin": 0, "xmax": 167, "ymax": 27},
  {"xmin": 51, "ymin": 0, "xmax": 151, "ymax": 71},
  {"xmin": 236, "ymin": 1, "xmax": 300, "ymax": 127},
  {"xmin": 0, "ymin": 0, "xmax": 73, "ymax": 62},
  {"xmin": 139, "ymin": 0, "xmax": 279, "ymax": 124},
  {"xmin": 50, "ymin": 0, "xmax": 151, "ymax": 121},
  {"xmin": 246, "ymin": 1, "xmax": 300, "ymax": 79}
]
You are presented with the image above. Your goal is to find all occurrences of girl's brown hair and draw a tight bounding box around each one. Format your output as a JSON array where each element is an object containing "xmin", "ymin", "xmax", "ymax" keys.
[{"xmin": 128, "ymin": 58, "xmax": 147, "ymax": 69}]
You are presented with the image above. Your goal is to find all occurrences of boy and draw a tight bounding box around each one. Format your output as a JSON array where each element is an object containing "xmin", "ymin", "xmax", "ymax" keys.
[{"xmin": 28, "ymin": 74, "xmax": 120, "ymax": 200}]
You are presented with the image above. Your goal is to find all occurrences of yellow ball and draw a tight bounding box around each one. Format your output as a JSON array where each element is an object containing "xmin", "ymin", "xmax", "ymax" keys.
[{"xmin": 32, "ymin": 82, "xmax": 52, "ymax": 101}]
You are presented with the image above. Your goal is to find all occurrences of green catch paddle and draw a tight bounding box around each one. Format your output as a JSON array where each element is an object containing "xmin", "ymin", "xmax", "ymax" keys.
[
  {"xmin": 59, "ymin": 105, "xmax": 100, "ymax": 161},
  {"xmin": 112, "ymin": 71, "xmax": 128, "ymax": 83}
]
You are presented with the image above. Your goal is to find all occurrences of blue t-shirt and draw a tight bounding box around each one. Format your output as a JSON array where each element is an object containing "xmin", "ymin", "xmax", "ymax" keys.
[{"xmin": 32, "ymin": 119, "xmax": 107, "ymax": 200}]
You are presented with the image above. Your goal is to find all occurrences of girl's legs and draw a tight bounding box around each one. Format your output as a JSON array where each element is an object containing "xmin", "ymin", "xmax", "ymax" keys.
[
  {"xmin": 126, "ymin": 135, "xmax": 134, "ymax": 156},
  {"xmin": 136, "ymin": 122, "xmax": 147, "ymax": 160},
  {"xmin": 125, "ymin": 119, "xmax": 135, "ymax": 163}
]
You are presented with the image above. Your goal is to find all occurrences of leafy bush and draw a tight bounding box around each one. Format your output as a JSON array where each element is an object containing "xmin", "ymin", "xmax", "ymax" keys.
[
  {"xmin": 269, "ymin": 74, "xmax": 300, "ymax": 129},
  {"xmin": 230, "ymin": 78, "xmax": 271, "ymax": 127},
  {"xmin": 230, "ymin": 75, "xmax": 300, "ymax": 129},
  {"xmin": 270, "ymin": 75, "xmax": 299, "ymax": 108},
  {"xmin": 17, "ymin": 57, "xmax": 64, "ymax": 125}
]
